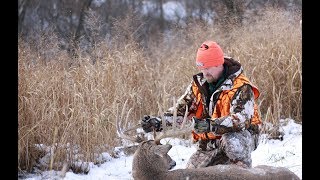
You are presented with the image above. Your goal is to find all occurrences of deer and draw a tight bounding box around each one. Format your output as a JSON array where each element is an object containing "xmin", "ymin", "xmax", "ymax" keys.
[{"xmin": 116, "ymin": 101, "xmax": 300, "ymax": 180}]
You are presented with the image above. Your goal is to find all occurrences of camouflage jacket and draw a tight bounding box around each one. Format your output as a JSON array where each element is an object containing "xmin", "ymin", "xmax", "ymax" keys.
[{"xmin": 164, "ymin": 57, "xmax": 261, "ymax": 132}]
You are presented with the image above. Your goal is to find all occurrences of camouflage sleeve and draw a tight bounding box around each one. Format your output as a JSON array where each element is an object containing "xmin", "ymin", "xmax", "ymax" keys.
[
  {"xmin": 163, "ymin": 81, "xmax": 197, "ymax": 125},
  {"xmin": 213, "ymin": 84, "xmax": 255, "ymax": 131}
]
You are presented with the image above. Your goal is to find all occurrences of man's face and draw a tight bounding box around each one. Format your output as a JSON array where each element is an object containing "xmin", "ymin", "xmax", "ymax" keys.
[{"xmin": 199, "ymin": 65, "xmax": 224, "ymax": 83}]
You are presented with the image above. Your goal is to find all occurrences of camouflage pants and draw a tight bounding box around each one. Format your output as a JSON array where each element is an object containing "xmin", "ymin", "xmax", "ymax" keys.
[{"xmin": 186, "ymin": 130, "xmax": 259, "ymax": 169}]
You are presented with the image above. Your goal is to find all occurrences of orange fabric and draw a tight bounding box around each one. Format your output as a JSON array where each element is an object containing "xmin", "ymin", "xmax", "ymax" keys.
[
  {"xmin": 196, "ymin": 41, "xmax": 224, "ymax": 69},
  {"xmin": 196, "ymin": 101, "xmax": 203, "ymax": 119},
  {"xmin": 192, "ymin": 82, "xmax": 204, "ymax": 119},
  {"xmin": 192, "ymin": 131, "xmax": 221, "ymax": 142},
  {"xmin": 207, "ymin": 132, "xmax": 221, "ymax": 139},
  {"xmin": 193, "ymin": 73, "xmax": 262, "ymax": 125},
  {"xmin": 251, "ymin": 104, "xmax": 261, "ymax": 125},
  {"xmin": 211, "ymin": 74, "xmax": 261, "ymax": 125}
]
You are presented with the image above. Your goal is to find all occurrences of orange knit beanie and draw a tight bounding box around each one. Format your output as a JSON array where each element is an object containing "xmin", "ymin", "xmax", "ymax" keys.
[{"xmin": 196, "ymin": 41, "xmax": 224, "ymax": 69}]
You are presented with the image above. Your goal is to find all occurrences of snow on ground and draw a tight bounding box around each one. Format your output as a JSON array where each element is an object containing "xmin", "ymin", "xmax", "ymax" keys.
[{"xmin": 19, "ymin": 118, "xmax": 302, "ymax": 180}]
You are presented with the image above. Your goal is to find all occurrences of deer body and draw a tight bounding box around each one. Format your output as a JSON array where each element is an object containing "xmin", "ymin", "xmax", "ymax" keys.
[{"xmin": 132, "ymin": 140, "xmax": 300, "ymax": 180}]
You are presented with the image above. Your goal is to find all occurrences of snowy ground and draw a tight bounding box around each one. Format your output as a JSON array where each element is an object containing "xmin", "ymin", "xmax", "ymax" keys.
[{"xmin": 19, "ymin": 118, "xmax": 302, "ymax": 180}]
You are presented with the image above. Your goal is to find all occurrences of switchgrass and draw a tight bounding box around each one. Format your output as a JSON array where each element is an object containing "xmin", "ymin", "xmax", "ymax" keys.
[{"xmin": 18, "ymin": 7, "xmax": 301, "ymax": 173}]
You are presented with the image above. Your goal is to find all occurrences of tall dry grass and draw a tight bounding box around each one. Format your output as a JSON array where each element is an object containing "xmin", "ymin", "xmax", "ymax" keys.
[
  {"xmin": 18, "ymin": 7, "xmax": 301, "ymax": 173},
  {"xmin": 226, "ymin": 8, "xmax": 302, "ymax": 126}
]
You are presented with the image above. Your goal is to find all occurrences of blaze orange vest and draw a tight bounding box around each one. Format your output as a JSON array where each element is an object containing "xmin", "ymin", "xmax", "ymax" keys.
[{"xmin": 192, "ymin": 73, "xmax": 261, "ymax": 125}]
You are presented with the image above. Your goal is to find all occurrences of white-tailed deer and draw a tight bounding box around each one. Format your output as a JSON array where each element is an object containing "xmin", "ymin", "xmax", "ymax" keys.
[
  {"xmin": 116, "ymin": 102, "xmax": 300, "ymax": 180},
  {"xmin": 131, "ymin": 140, "xmax": 300, "ymax": 180}
]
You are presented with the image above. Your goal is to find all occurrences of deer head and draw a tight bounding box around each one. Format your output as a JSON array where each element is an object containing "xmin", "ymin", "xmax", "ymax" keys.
[{"xmin": 116, "ymin": 99, "xmax": 194, "ymax": 171}]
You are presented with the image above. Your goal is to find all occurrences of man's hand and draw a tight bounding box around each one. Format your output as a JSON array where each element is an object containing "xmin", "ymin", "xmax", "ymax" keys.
[
  {"xmin": 193, "ymin": 117, "xmax": 211, "ymax": 133},
  {"xmin": 193, "ymin": 116, "xmax": 236, "ymax": 134},
  {"xmin": 212, "ymin": 125, "xmax": 234, "ymax": 134},
  {"xmin": 141, "ymin": 115, "xmax": 162, "ymax": 133},
  {"xmin": 209, "ymin": 117, "xmax": 237, "ymax": 135}
]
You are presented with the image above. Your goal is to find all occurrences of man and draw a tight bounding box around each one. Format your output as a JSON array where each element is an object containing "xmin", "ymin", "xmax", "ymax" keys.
[{"xmin": 141, "ymin": 40, "xmax": 262, "ymax": 169}]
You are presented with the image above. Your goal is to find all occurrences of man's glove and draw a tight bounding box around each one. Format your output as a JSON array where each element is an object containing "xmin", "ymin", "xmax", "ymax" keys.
[
  {"xmin": 212, "ymin": 125, "xmax": 234, "ymax": 135},
  {"xmin": 193, "ymin": 117, "xmax": 211, "ymax": 133},
  {"xmin": 141, "ymin": 115, "xmax": 162, "ymax": 133},
  {"xmin": 192, "ymin": 117, "xmax": 222, "ymax": 142},
  {"xmin": 193, "ymin": 117, "xmax": 234, "ymax": 136}
]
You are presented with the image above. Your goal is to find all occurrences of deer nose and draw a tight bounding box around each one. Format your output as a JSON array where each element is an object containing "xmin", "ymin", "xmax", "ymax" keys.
[{"xmin": 168, "ymin": 160, "xmax": 176, "ymax": 170}]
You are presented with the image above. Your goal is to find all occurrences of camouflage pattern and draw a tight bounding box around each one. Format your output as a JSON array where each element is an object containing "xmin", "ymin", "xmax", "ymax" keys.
[
  {"xmin": 163, "ymin": 57, "xmax": 259, "ymax": 129},
  {"xmin": 160, "ymin": 57, "xmax": 261, "ymax": 168},
  {"xmin": 164, "ymin": 58, "xmax": 258, "ymax": 127}
]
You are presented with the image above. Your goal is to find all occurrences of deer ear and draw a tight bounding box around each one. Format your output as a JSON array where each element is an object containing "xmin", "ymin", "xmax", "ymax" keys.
[{"xmin": 154, "ymin": 144, "xmax": 172, "ymax": 157}]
